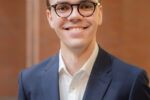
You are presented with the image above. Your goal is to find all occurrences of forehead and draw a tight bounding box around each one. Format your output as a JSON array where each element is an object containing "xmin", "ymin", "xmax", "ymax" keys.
[{"xmin": 50, "ymin": 0, "xmax": 98, "ymax": 4}]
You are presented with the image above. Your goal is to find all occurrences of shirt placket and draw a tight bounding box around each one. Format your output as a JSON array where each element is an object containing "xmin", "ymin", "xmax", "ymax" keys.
[{"xmin": 68, "ymin": 71, "xmax": 86, "ymax": 100}]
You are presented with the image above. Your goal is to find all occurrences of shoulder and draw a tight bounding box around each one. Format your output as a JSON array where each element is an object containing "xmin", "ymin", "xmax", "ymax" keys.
[
  {"xmin": 108, "ymin": 53, "xmax": 149, "ymax": 97},
  {"xmin": 109, "ymin": 54, "xmax": 149, "ymax": 89},
  {"xmin": 105, "ymin": 52, "xmax": 150, "ymax": 99},
  {"xmin": 98, "ymin": 47, "xmax": 145, "ymax": 78},
  {"xmin": 97, "ymin": 47, "xmax": 147, "ymax": 80},
  {"xmin": 110, "ymin": 55, "xmax": 145, "ymax": 78},
  {"xmin": 18, "ymin": 53, "xmax": 59, "ymax": 97},
  {"xmin": 19, "ymin": 53, "xmax": 59, "ymax": 81}
]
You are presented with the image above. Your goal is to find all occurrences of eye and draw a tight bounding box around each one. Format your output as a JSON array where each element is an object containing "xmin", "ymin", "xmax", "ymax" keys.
[
  {"xmin": 56, "ymin": 4, "xmax": 71, "ymax": 13},
  {"xmin": 80, "ymin": 2, "xmax": 94, "ymax": 11}
]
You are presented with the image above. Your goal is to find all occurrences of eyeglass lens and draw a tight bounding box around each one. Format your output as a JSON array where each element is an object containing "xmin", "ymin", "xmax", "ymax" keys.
[
  {"xmin": 55, "ymin": 3, "xmax": 72, "ymax": 17},
  {"xmin": 79, "ymin": 2, "xmax": 95, "ymax": 17}
]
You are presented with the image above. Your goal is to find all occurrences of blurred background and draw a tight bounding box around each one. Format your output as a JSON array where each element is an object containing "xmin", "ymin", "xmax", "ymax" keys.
[{"xmin": 0, "ymin": 0, "xmax": 150, "ymax": 99}]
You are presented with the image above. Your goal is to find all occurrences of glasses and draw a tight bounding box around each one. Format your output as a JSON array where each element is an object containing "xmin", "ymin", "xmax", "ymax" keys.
[{"xmin": 49, "ymin": 1, "xmax": 100, "ymax": 18}]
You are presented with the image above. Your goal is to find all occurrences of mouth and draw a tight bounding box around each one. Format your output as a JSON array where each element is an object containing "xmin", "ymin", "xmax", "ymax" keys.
[{"xmin": 63, "ymin": 26, "xmax": 89, "ymax": 31}]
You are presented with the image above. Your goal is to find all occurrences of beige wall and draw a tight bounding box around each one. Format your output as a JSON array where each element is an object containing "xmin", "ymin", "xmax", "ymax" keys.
[{"xmin": 0, "ymin": 0, "xmax": 149, "ymax": 98}]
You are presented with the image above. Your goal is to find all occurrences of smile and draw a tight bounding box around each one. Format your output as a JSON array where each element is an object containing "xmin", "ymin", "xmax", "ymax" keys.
[{"xmin": 63, "ymin": 26, "xmax": 89, "ymax": 31}]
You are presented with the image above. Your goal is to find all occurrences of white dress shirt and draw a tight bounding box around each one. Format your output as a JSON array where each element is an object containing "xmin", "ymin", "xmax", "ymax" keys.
[{"xmin": 59, "ymin": 43, "xmax": 99, "ymax": 100}]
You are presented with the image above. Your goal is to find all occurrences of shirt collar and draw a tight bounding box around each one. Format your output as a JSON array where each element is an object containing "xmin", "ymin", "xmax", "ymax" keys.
[
  {"xmin": 59, "ymin": 50, "xmax": 70, "ymax": 75},
  {"xmin": 59, "ymin": 43, "xmax": 99, "ymax": 76},
  {"xmin": 80, "ymin": 43, "xmax": 99, "ymax": 75}
]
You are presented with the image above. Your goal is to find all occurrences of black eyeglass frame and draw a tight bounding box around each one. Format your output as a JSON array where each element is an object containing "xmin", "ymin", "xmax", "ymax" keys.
[{"xmin": 48, "ymin": 1, "xmax": 100, "ymax": 18}]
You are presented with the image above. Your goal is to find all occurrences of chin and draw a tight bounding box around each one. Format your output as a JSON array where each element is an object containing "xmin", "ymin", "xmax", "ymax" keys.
[{"xmin": 66, "ymin": 40, "xmax": 90, "ymax": 50}]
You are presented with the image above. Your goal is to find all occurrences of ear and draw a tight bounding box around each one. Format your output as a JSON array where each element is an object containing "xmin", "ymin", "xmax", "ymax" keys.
[
  {"xmin": 46, "ymin": 9, "xmax": 54, "ymax": 29},
  {"xmin": 98, "ymin": 5, "xmax": 103, "ymax": 25}
]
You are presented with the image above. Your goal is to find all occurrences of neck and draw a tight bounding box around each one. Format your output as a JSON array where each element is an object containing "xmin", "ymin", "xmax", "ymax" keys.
[{"xmin": 61, "ymin": 40, "xmax": 96, "ymax": 75}]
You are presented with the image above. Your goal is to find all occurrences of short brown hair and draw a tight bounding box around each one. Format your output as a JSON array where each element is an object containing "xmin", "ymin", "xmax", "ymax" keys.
[{"xmin": 46, "ymin": 0, "xmax": 102, "ymax": 9}]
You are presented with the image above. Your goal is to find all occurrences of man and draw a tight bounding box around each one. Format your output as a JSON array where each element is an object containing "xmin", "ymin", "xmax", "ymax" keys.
[{"xmin": 18, "ymin": 0, "xmax": 150, "ymax": 100}]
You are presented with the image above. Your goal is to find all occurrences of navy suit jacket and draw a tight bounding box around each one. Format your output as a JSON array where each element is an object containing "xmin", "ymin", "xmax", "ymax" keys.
[{"xmin": 18, "ymin": 47, "xmax": 150, "ymax": 100}]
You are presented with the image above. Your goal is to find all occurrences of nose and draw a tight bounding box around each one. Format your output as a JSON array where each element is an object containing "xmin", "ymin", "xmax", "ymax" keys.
[{"xmin": 67, "ymin": 6, "xmax": 83, "ymax": 23}]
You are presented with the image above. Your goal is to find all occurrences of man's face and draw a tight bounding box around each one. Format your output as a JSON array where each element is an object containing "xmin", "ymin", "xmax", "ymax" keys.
[{"xmin": 47, "ymin": 0, "xmax": 102, "ymax": 50}]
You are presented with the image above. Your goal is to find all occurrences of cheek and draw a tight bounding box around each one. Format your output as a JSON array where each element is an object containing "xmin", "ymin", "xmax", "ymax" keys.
[
  {"xmin": 53, "ymin": 20, "xmax": 66, "ymax": 38},
  {"xmin": 53, "ymin": 17, "xmax": 65, "ymax": 29},
  {"xmin": 52, "ymin": 19, "xmax": 62, "ymax": 31},
  {"xmin": 94, "ymin": 16, "xmax": 100, "ymax": 25},
  {"xmin": 51, "ymin": 12, "xmax": 62, "ymax": 28},
  {"xmin": 87, "ymin": 17, "xmax": 99, "ymax": 29},
  {"xmin": 92, "ymin": 9, "xmax": 102, "ymax": 25},
  {"xmin": 87, "ymin": 13, "xmax": 100, "ymax": 26}
]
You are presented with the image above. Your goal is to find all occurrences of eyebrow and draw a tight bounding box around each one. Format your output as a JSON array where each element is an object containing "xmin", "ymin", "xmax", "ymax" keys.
[
  {"xmin": 81, "ymin": 0, "xmax": 92, "ymax": 2},
  {"xmin": 55, "ymin": 0, "xmax": 92, "ymax": 5}
]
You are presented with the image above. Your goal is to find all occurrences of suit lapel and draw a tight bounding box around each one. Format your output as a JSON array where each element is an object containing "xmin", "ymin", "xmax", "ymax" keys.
[
  {"xmin": 83, "ymin": 47, "xmax": 112, "ymax": 100},
  {"xmin": 41, "ymin": 53, "xmax": 60, "ymax": 100}
]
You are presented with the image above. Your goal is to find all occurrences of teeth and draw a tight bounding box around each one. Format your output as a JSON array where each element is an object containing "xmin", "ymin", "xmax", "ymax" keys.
[{"xmin": 70, "ymin": 28, "xmax": 82, "ymax": 31}]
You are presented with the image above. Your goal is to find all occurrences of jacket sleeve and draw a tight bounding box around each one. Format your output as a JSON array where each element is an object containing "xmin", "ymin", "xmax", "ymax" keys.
[
  {"xmin": 18, "ymin": 72, "xmax": 27, "ymax": 100},
  {"xmin": 129, "ymin": 70, "xmax": 150, "ymax": 100}
]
